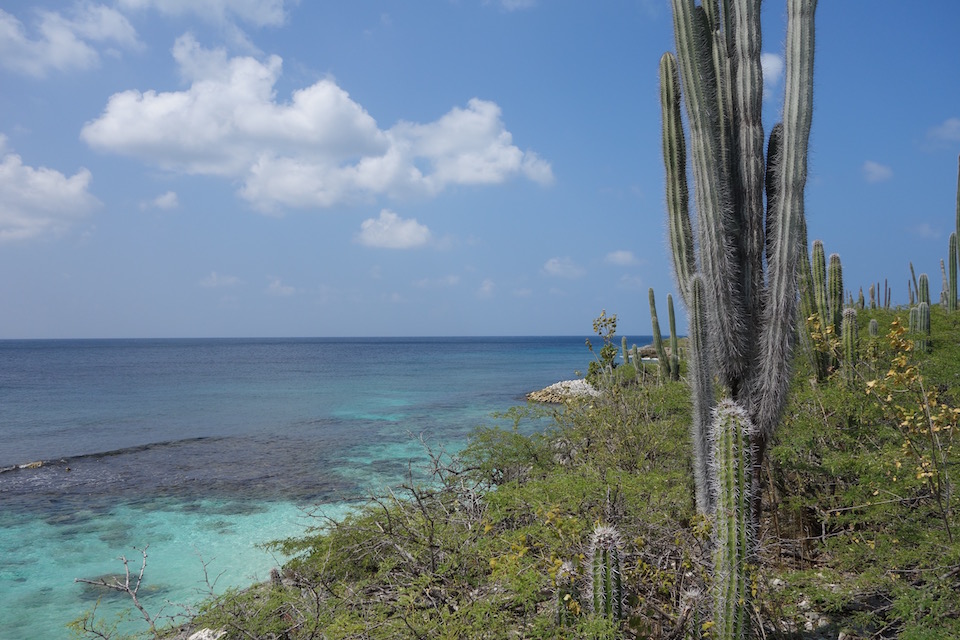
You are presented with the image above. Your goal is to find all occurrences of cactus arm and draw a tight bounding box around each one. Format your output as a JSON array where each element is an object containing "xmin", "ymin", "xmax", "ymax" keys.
[
  {"xmin": 918, "ymin": 273, "xmax": 930, "ymax": 307},
  {"xmin": 671, "ymin": 0, "xmax": 747, "ymax": 390},
  {"xmin": 751, "ymin": 0, "xmax": 816, "ymax": 439},
  {"xmin": 731, "ymin": 0, "xmax": 766, "ymax": 324},
  {"xmin": 660, "ymin": 52, "xmax": 696, "ymax": 303}
]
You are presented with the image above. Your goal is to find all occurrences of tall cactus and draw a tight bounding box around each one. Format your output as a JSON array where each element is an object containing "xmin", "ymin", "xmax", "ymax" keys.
[
  {"xmin": 710, "ymin": 401, "xmax": 755, "ymax": 640},
  {"xmin": 828, "ymin": 253, "xmax": 844, "ymax": 335},
  {"xmin": 667, "ymin": 293, "xmax": 680, "ymax": 380},
  {"xmin": 950, "ymin": 232, "xmax": 958, "ymax": 313},
  {"xmin": 918, "ymin": 273, "xmax": 931, "ymax": 307},
  {"xmin": 587, "ymin": 525, "xmax": 625, "ymax": 624},
  {"xmin": 649, "ymin": 288, "xmax": 670, "ymax": 381},
  {"xmin": 660, "ymin": 0, "xmax": 817, "ymax": 539},
  {"xmin": 841, "ymin": 307, "xmax": 858, "ymax": 386},
  {"xmin": 689, "ymin": 275, "xmax": 714, "ymax": 514}
]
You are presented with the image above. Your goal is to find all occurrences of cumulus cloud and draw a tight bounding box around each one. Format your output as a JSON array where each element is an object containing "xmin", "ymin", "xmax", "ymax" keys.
[
  {"xmin": 0, "ymin": 142, "xmax": 100, "ymax": 241},
  {"xmin": 542, "ymin": 257, "xmax": 585, "ymax": 279},
  {"xmin": 862, "ymin": 160, "xmax": 893, "ymax": 183},
  {"xmin": 605, "ymin": 250, "xmax": 637, "ymax": 266},
  {"xmin": 80, "ymin": 36, "xmax": 553, "ymax": 211},
  {"xmin": 357, "ymin": 209, "xmax": 432, "ymax": 249},
  {"xmin": 116, "ymin": 0, "xmax": 288, "ymax": 27},
  {"xmin": 0, "ymin": 5, "xmax": 140, "ymax": 77},
  {"xmin": 142, "ymin": 190, "xmax": 179, "ymax": 210},
  {"xmin": 927, "ymin": 117, "xmax": 960, "ymax": 144},
  {"xmin": 199, "ymin": 271, "xmax": 241, "ymax": 287},
  {"xmin": 760, "ymin": 53, "xmax": 784, "ymax": 101}
]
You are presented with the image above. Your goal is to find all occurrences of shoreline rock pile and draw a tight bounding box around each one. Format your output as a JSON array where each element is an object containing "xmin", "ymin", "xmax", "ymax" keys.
[{"xmin": 526, "ymin": 379, "xmax": 600, "ymax": 403}]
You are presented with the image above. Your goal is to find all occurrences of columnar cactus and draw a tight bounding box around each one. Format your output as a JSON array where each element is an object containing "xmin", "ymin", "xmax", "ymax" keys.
[
  {"xmin": 710, "ymin": 401, "xmax": 755, "ymax": 640},
  {"xmin": 587, "ymin": 525, "xmax": 625, "ymax": 624},
  {"xmin": 621, "ymin": 335, "xmax": 629, "ymax": 368},
  {"xmin": 918, "ymin": 273, "xmax": 931, "ymax": 307},
  {"xmin": 917, "ymin": 302, "xmax": 931, "ymax": 353},
  {"xmin": 668, "ymin": 293, "xmax": 680, "ymax": 380},
  {"xmin": 841, "ymin": 308, "xmax": 858, "ymax": 386},
  {"xmin": 689, "ymin": 275, "xmax": 714, "ymax": 514},
  {"xmin": 949, "ymin": 232, "xmax": 958, "ymax": 313},
  {"xmin": 660, "ymin": 0, "xmax": 817, "ymax": 508},
  {"xmin": 828, "ymin": 253, "xmax": 844, "ymax": 334},
  {"xmin": 649, "ymin": 288, "xmax": 670, "ymax": 381},
  {"xmin": 660, "ymin": 2, "xmax": 817, "ymax": 634}
]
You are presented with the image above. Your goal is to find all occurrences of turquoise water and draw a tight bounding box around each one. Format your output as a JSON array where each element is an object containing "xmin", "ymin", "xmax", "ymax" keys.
[{"xmin": 0, "ymin": 337, "xmax": 647, "ymax": 637}]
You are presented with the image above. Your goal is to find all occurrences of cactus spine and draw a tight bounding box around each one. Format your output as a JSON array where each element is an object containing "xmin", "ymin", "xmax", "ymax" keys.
[
  {"xmin": 587, "ymin": 525, "xmax": 625, "ymax": 623},
  {"xmin": 841, "ymin": 308, "xmax": 858, "ymax": 386},
  {"xmin": 710, "ymin": 401, "xmax": 755, "ymax": 640}
]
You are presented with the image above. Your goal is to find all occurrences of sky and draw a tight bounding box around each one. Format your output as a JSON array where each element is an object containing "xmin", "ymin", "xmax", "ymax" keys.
[{"xmin": 1, "ymin": 1, "xmax": 959, "ymax": 338}]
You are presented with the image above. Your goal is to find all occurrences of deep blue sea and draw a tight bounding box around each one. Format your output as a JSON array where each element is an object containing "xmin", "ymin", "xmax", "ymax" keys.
[{"xmin": 0, "ymin": 336, "xmax": 647, "ymax": 638}]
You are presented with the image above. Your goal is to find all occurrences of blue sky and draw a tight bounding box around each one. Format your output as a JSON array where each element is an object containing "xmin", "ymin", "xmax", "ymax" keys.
[{"xmin": 1, "ymin": 1, "xmax": 959, "ymax": 338}]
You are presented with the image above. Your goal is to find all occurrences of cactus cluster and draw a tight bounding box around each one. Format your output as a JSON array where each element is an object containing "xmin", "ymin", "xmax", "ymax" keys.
[
  {"xmin": 660, "ymin": 0, "xmax": 817, "ymax": 636},
  {"xmin": 799, "ymin": 241, "xmax": 843, "ymax": 381}
]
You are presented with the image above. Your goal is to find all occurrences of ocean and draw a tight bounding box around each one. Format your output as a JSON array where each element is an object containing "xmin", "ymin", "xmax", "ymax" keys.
[{"xmin": 0, "ymin": 336, "xmax": 646, "ymax": 638}]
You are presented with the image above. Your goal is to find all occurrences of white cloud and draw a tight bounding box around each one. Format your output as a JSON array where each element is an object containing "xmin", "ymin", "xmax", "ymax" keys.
[
  {"xmin": 477, "ymin": 279, "xmax": 496, "ymax": 298},
  {"xmin": 911, "ymin": 223, "xmax": 941, "ymax": 240},
  {"xmin": 414, "ymin": 275, "xmax": 460, "ymax": 288},
  {"xmin": 266, "ymin": 278, "xmax": 295, "ymax": 296},
  {"xmin": 760, "ymin": 53, "xmax": 784, "ymax": 101},
  {"xmin": 0, "ymin": 145, "xmax": 100, "ymax": 241},
  {"xmin": 0, "ymin": 5, "xmax": 139, "ymax": 77},
  {"xmin": 862, "ymin": 160, "xmax": 893, "ymax": 183},
  {"xmin": 143, "ymin": 190, "xmax": 179, "ymax": 210},
  {"xmin": 357, "ymin": 209, "xmax": 432, "ymax": 249},
  {"xmin": 605, "ymin": 250, "xmax": 637, "ymax": 266},
  {"xmin": 542, "ymin": 257, "xmax": 585, "ymax": 279},
  {"xmin": 199, "ymin": 271, "xmax": 241, "ymax": 287},
  {"xmin": 927, "ymin": 117, "xmax": 960, "ymax": 143},
  {"xmin": 500, "ymin": 0, "xmax": 537, "ymax": 10},
  {"xmin": 116, "ymin": 0, "xmax": 288, "ymax": 27},
  {"xmin": 81, "ymin": 36, "xmax": 552, "ymax": 211}
]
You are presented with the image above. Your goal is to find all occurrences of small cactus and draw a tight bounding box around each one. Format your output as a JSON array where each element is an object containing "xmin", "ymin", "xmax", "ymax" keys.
[
  {"xmin": 555, "ymin": 561, "xmax": 580, "ymax": 627},
  {"xmin": 710, "ymin": 401, "xmax": 755, "ymax": 640},
  {"xmin": 868, "ymin": 318, "xmax": 879, "ymax": 337},
  {"xmin": 587, "ymin": 525, "xmax": 625, "ymax": 624},
  {"xmin": 949, "ymin": 232, "xmax": 957, "ymax": 313},
  {"xmin": 917, "ymin": 302, "xmax": 931, "ymax": 352},
  {"xmin": 828, "ymin": 253, "xmax": 844, "ymax": 334}
]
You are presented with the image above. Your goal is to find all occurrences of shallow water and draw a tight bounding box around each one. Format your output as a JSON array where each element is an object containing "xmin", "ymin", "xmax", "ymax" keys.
[{"xmin": 0, "ymin": 336, "xmax": 645, "ymax": 637}]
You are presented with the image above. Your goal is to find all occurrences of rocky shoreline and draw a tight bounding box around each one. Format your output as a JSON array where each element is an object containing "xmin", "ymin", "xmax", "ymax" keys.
[{"xmin": 526, "ymin": 379, "xmax": 600, "ymax": 403}]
